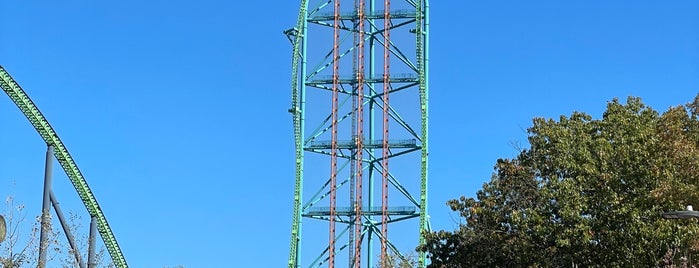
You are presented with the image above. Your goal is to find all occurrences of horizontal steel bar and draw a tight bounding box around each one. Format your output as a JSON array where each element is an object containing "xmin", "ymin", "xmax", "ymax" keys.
[
  {"xmin": 304, "ymin": 206, "xmax": 417, "ymax": 216},
  {"xmin": 306, "ymin": 139, "xmax": 418, "ymax": 149},
  {"xmin": 308, "ymin": 9, "xmax": 417, "ymax": 21},
  {"xmin": 306, "ymin": 73, "xmax": 418, "ymax": 85}
]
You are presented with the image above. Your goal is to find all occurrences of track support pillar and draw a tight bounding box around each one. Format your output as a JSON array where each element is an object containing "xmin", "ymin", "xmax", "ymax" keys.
[
  {"xmin": 51, "ymin": 191, "xmax": 86, "ymax": 268},
  {"xmin": 38, "ymin": 145, "xmax": 54, "ymax": 267},
  {"xmin": 88, "ymin": 216, "xmax": 98, "ymax": 268}
]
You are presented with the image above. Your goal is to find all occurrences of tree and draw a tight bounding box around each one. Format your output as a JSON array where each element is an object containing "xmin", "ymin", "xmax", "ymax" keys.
[
  {"xmin": 0, "ymin": 195, "xmax": 39, "ymax": 268},
  {"xmin": 375, "ymin": 251, "xmax": 419, "ymax": 268},
  {"xmin": 0, "ymin": 193, "xmax": 113, "ymax": 268},
  {"xmin": 420, "ymin": 96, "xmax": 699, "ymax": 267}
]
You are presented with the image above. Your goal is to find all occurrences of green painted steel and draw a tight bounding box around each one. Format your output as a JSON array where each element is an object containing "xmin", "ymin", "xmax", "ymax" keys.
[
  {"xmin": 288, "ymin": 0, "xmax": 308, "ymax": 267},
  {"xmin": 416, "ymin": 1, "xmax": 429, "ymax": 267},
  {"xmin": 0, "ymin": 66, "xmax": 128, "ymax": 268}
]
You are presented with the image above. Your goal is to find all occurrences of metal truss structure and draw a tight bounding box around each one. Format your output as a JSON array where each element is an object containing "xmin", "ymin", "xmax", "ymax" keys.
[{"xmin": 286, "ymin": 0, "xmax": 429, "ymax": 267}]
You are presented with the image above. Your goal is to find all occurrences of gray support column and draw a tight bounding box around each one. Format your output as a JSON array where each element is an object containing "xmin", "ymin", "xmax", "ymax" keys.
[
  {"xmin": 50, "ymin": 191, "xmax": 86, "ymax": 268},
  {"xmin": 38, "ymin": 145, "xmax": 54, "ymax": 267},
  {"xmin": 88, "ymin": 216, "xmax": 98, "ymax": 268},
  {"xmin": 0, "ymin": 214, "xmax": 5, "ymax": 243}
]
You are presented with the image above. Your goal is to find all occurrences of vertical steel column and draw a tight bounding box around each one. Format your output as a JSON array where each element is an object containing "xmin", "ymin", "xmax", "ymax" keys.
[
  {"xmin": 380, "ymin": 0, "xmax": 391, "ymax": 264},
  {"xmin": 38, "ymin": 145, "xmax": 54, "ymax": 267},
  {"xmin": 349, "ymin": 3, "xmax": 358, "ymax": 262},
  {"xmin": 329, "ymin": 0, "xmax": 342, "ymax": 266},
  {"xmin": 354, "ymin": 0, "xmax": 366, "ymax": 267},
  {"xmin": 88, "ymin": 216, "xmax": 98, "ymax": 268},
  {"xmin": 367, "ymin": 1, "xmax": 376, "ymax": 267},
  {"xmin": 51, "ymin": 192, "xmax": 86, "ymax": 268}
]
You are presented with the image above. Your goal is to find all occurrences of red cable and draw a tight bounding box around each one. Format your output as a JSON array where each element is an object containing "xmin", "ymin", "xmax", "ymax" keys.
[
  {"xmin": 329, "ymin": 0, "xmax": 341, "ymax": 267},
  {"xmin": 381, "ymin": 0, "xmax": 391, "ymax": 265},
  {"xmin": 354, "ymin": 0, "xmax": 366, "ymax": 266}
]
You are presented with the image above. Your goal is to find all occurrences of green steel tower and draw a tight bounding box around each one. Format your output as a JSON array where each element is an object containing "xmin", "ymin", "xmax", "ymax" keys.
[{"xmin": 285, "ymin": 0, "xmax": 429, "ymax": 267}]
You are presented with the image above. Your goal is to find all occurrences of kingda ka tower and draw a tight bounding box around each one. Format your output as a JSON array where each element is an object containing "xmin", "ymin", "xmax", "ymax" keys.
[{"xmin": 285, "ymin": 0, "xmax": 429, "ymax": 267}]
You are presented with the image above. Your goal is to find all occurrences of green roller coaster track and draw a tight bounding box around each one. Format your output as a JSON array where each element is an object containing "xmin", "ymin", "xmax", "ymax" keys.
[
  {"xmin": 0, "ymin": 65, "xmax": 128, "ymax": 268},
  {"xmin": 287, "ymin": 1, "xmax": 308, "ymax": 267}
]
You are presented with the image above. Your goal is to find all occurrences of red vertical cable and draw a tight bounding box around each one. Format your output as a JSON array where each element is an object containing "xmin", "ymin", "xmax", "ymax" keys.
[
  {"xmin": 354, "ymin": 0, "xmax": 366, "ymax": 267},
  {"xmin": 349, "ymin": 1, "xmax": 358, "ymax": 266},
  {"xmin": 329, "ymin": 0, "xmax": 341, "ymax": 267},
  {"xmin": 381, "ymin": 0, "xmax": 391, "ymax": 265}
]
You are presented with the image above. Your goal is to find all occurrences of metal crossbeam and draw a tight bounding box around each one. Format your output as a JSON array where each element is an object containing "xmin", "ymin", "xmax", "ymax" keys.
[
  {"xmin": 306, "ymin": 73, "xmax": 418, "ymax": 85},
  {"xmin": 306, "ymin": 139, "xmax": 418, "ymax": 149},
  {"xmin": 308, "ymin": 9, "xmax": 417, "ymax": 21},
  {"xmin": 304, "ymin": 206, "xmax": 417, "ymax": 217}
]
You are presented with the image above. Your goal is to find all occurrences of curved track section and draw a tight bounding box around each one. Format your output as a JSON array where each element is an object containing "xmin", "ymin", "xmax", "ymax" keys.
[{"xmin": 0, "ymin": 65, "xmax": 128, "ymax": 268}]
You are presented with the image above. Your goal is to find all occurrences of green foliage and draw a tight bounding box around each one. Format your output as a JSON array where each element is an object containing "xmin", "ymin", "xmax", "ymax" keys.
[
  {"xmin": 375, "ymin": 251, "xmax": 418, "ymax": 268},
  {"xmin": 420, "ymin": 96, "xmax": 699, "ymax": 267}
]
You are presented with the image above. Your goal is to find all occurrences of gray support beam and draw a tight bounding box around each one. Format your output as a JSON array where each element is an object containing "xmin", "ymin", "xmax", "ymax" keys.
[
  {"xmin": 50, "ymin": 191, "xmax": 86, "ymax": 268},
  {"xmin": 88, "ymin": 216, "xmax": 98, "ymax": 268},
  {"xmin": 38, "ymin": 145, "xmax": 54, "ymax": 267}
]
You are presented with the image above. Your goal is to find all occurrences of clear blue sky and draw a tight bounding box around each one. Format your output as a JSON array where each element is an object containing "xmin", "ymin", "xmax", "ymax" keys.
[{"xmin": 1, "ymin": 1, "xmax": 698, "ymax": 267}]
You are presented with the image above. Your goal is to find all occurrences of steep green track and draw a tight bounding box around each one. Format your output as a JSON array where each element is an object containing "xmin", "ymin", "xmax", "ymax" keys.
[
  {"xmin": 0, "ymin": 65, "xmax": 128, "ymax": 268},
  {"xmin": 288, "ymin": 1, "xmax": 308, "ymax": 267}
]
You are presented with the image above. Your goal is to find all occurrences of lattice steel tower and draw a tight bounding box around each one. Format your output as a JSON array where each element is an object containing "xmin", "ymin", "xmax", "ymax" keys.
[{"xmin": 285, "ymin": 0, "xmax": 429, "ymax": 267}]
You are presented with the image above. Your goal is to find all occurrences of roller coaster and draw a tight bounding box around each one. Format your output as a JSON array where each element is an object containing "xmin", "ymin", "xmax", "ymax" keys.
[
  {"xmin": 0, "ymin": 66, "xmax": 128, "ymax": 267},
  {"xmin": 2, "ymin": 1, "xmax": 430, "ymax": 267}
]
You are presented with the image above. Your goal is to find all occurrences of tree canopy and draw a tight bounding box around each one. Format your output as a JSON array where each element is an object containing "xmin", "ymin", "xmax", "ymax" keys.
[{"xmin": 420, "ymin": 96, "xmax": 699, "ymax": 267}]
